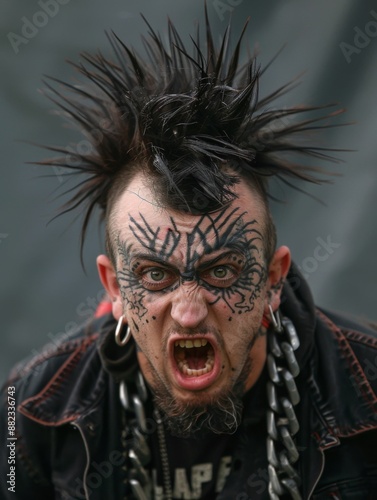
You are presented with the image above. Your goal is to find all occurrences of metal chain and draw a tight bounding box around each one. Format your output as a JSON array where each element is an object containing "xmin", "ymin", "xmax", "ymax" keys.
[
  {"xmin": 154, "ymin": 409, "xmax": 173, "ymax": 500},
  {"xmin": 120, "ymin": 371, "xmax": 153, "ymax": 500},
  {"xmin": 119, "ymin": 372, "xmax": 173, "ymax": 500},
  {"xmin": 266, "ymin": 310, "xmax": 302, "ymax": 500}
]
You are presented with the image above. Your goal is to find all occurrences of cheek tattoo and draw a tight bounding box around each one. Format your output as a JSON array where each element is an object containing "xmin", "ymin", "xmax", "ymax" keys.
[{"xmin": 115, "ymin": 207, "xmax": 268, "ymax": 320}]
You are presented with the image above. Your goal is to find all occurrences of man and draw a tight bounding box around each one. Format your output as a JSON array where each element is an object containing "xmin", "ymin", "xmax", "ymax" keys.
[{"xmin": 1, "ymin": 10, "xmax": 377, "ymax": 500}]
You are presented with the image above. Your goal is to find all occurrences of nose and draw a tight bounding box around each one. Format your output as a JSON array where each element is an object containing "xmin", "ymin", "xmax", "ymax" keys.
[{"xmin": 170, "ymin": 284, "xmax": 209, "ymax": 329}]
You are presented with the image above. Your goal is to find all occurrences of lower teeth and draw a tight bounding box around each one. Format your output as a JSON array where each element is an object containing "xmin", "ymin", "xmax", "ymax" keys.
[{"xmin": 178, "ymin": 355, "xmax": 214, "ymax": 377}]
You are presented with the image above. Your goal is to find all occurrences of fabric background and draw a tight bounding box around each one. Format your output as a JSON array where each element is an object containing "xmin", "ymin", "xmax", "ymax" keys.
[{"xmin": 1, "ymin": 0, "xmax": 376, "ymax": 384}]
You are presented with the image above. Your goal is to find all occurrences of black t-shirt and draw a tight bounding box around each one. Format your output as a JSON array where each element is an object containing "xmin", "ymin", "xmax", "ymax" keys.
[{"xmin": 149, "ymin": 369, "xmax": 269, "ymax": 499}]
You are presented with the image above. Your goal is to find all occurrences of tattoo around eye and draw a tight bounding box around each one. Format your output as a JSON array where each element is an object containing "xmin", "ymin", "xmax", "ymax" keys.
[{"xmin": 115, "ymin": 207, "xmax": 268, "ymax": 319}]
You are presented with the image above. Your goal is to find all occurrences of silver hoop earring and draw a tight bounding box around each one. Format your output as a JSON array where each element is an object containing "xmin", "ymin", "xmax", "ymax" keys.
[
  {"xmin": 115, "ymin": 315, "xmax": 132, "ymax": 346},
  {"xmin": 268, "ymin": 304, "xmax": 282, "ymax": 332}
]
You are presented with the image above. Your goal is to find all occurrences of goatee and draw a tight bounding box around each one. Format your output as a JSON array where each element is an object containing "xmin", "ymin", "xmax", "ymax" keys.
[{"xmin": 151, "ymin": 362, "xmax": 250, "ymax": 438}]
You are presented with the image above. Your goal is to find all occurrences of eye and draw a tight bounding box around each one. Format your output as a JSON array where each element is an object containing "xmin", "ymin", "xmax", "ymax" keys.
[
  {"xmin": 202, "ymin": 265, "xmax": 238, "ymax": 287},
  {"xmin": 149, "ymin": 269, "xmax": 166, "ymax": 281},
  {"xmin": 141, "ymin": 267, "xmax": 176, "ymax": 291},
  {"xmin": 212, "ymin": 266, "xmax": 228, "ymax": 278}
]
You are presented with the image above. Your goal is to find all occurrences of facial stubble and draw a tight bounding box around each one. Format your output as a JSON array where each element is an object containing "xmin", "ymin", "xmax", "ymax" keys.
[{"xmin": 144, "ymin": 330, "xmax": 262, "ymax": 438}]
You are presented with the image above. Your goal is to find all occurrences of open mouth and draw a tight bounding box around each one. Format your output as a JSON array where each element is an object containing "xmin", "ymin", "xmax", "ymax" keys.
[{"xmin": 174, "ymin": 338, "xmax": 215, "ymax": 377}]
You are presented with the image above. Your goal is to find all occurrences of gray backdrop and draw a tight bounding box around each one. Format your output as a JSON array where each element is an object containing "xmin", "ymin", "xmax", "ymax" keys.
[{"xmin": 1, "ymin": 0, "xmax": 376, "ymax": 385}]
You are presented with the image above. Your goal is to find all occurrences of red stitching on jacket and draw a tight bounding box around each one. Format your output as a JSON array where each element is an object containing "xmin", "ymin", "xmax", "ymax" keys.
[
  {"xmin": 18, "ymin": 334, "xmax": 99, "ymax": 425},
  {"xmin": 317, "ymin": 309, "xmax": 377, "ymax": 417}
]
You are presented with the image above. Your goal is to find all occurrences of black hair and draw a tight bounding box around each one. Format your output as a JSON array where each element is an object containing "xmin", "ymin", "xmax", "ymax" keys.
[{"xmin": 36, "ymin": 7, "xmax": 344, "ymax": 263}]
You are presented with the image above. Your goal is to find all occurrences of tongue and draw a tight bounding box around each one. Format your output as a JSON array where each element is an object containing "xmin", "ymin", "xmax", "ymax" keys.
[
  {"xmin": 185, "ymin": 348, "xmax": 208, "ymax": 370},
  {"xmin": 175, "ymin": 345, "xmax": 211, "ymax": 370}
]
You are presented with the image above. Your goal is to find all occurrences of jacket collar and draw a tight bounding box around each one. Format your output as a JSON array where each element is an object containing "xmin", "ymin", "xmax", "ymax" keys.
[{"xmin": 17, "ymin": 317, "xmax": 108, "ymax": 427}]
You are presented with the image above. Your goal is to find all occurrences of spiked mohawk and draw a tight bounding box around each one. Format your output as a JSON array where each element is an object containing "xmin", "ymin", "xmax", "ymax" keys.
[{"xmin": 38, "ymin": 8, "xmax": 343, "ymax": 254}]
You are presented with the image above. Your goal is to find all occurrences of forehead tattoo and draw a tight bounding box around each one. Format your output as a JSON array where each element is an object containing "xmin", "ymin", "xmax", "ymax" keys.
[{"xmin": 116, "ymin": 207, "xmax": 267, "ymax": 319}]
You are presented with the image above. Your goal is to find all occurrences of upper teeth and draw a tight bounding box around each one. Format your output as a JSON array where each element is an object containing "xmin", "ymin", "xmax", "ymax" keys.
[{"xmin": 175, "ymin": 339, "xmax": 208, "ymax": 348}]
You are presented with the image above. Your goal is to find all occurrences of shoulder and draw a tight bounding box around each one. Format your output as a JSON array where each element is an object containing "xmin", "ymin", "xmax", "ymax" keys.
[
  {"xmin": 314, "ymin": 307, "xmax": 377, "ymax": 422},
  {"xmin": 332, "ymin": 308, "xmax": 377, "ymax": 359},
  {"xmin": 0, "ymin": 314, "xmax": 115, "ymax": 497},
  {"xmin": 1, "ymin": 314, "xmax": 114, "ymax": 424},
  {"xmin": 318, "ymin": 307, "xmax": 377, "ymax": 362},
  {"xmin": 5, "ymin": 316, "xmax": 101, "ymax": 384}
]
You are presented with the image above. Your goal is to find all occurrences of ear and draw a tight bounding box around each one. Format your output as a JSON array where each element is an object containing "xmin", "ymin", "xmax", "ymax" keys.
[
  {"xmin": 264, "ymin": 245, "xmax": 291, "ymax": 314},
  {"xmin": 96, "ymin": 254, "xmax": 123, "ymax": 320}
]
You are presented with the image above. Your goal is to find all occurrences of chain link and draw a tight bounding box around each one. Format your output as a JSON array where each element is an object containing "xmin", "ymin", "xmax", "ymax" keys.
[
  {"xmin": 266, "ymin": 312, "xmax": 302, "ymax": 499},
  {"xmin": 120, "ymin": 374, "xmax": 153, "ymax": 500},
  {"xmin": 120, "ymin": 374, "xmax": 174, "ymax": 499}
]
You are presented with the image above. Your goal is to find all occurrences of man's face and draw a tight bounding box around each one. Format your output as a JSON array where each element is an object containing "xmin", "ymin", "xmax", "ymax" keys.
[{"xmin": 100, "ymin": 173, "xmax": 288, "ymax": 434}]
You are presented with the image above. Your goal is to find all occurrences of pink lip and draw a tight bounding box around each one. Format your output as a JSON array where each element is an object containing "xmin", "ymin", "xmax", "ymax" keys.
[{"xmin": 168, "ymin": 334, "xmax": 222, "ymax": 391}]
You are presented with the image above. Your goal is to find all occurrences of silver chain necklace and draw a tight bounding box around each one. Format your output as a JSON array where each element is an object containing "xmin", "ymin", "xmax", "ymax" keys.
[
  {"xmin": 266, "ymin": 309, "xmax": 302, "ymax": 499},
  {"xmin": 119, "ymin": 310, "xmax": 302, "ymax": 500}
]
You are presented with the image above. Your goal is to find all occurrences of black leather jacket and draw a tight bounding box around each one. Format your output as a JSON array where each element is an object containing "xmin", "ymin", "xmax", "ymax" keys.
[{"xmin": 1, "ymin": 265, "xmax": 377, "ymax": 499}]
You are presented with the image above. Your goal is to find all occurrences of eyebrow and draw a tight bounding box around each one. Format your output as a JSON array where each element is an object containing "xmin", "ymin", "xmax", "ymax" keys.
[
  {"xmin": 129, "ymin": 250, "xmax": 243, "ymax": 269},
  {"xmin": 197, "ymin": 251, "xmax": 243, "ymax": 271},
  {"xmin": 129, "ymin": 252, "xmax": 173, "ymax": 266}
]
